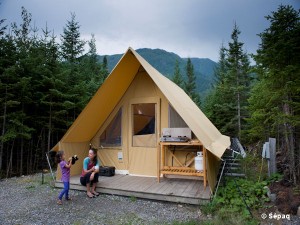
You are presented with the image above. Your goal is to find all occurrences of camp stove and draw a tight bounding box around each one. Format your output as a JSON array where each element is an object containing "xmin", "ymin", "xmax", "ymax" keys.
[{"xmin": 160, "ymin": 128, "xmax": 191, "ymax": 142}]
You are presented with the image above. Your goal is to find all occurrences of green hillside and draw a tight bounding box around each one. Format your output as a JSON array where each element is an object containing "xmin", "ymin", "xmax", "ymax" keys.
[{"xmin": 98, "ymin": 48, "xmax": 217, "ymax": 97}]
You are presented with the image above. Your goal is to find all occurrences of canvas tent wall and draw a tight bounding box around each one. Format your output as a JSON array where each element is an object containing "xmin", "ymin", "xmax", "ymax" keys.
[{"xmin": 52, "ymin": 47, "xmax": 230, "ymax": 193}]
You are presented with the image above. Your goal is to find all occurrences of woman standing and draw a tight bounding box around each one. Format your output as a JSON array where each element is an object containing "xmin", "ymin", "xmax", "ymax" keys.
[{"xmin": 80, "ymin": 149, "xmax": 100, "ymax": 198}]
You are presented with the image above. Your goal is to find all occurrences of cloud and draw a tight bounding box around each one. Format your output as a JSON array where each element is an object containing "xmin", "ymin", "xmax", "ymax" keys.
[{"xmin": 1, "ymin": 0, "xmax": 299, "ymax": 61}]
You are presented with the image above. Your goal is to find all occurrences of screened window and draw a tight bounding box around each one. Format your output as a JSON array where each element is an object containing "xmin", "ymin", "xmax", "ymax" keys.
[
  {"xmin": 132, "ymin": 103, "xmax": 156, "ymax": 147},
  {"xmin": 100, "ymin": 108, "xmax": 122, "ymax": 147},
  {"xmin": 168, "ymin": 105, "xmax": 188, "ymax": 128}
]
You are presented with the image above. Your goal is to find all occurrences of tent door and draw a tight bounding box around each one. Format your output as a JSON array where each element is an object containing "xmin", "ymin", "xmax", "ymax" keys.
[{"xmin": 128, "ymin": 97, "xmax": 160, "ymax": 176}]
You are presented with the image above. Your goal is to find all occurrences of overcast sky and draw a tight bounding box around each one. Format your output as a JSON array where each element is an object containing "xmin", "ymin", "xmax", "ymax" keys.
[{"xmin": 0, "ymin": 0, "xmax": 299, "ymax": 61}]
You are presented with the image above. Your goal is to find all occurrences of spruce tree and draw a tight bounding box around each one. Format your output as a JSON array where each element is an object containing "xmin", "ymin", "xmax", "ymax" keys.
[
  {"xmin": 204, "ymin": 25, "xmax": 251, "ymax": 140},
  {"xmin": 79, "ymin": 34, "xmax": 102, "ymax": 102},
  {"xmin": 226, "ymin": 23, "xmax": 251, "ymax": 139},
  {"xmin": 0, "ymin": 18, "xmax": 17, "ymax": 172},
  {"xmin": 204, "ymin": 44, "xmax": 229, "ymax": 128},
  {"xmin": 60, "ymin": 12, "xmax": 86, "ymax": 120},
  {"xmin": 172, "ymin": 59, "xmax": 184, "ymax": 89},
  {"xmin": 184, "ymin": 58, "xmax": 201, "ymax": 106},
  {"xmin": 249, "ymin": 5, "xmax": 300, "ymax": 183},
  {"xmin": 60, "ymin": 12, "xmax": 85, "ymax": 64},
  {"xmin": 7, "ymin": 7, "xmax": 35, "ymax": 176},
  {"xmin": 101, "ymin": 56, "xmax": 109, "ymax": 82}
]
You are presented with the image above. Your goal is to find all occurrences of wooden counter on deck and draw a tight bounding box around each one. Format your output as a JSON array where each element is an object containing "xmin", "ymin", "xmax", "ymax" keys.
[{"xmin": 157, "ymin": 141, "xmax": 207, "ymax": 188}]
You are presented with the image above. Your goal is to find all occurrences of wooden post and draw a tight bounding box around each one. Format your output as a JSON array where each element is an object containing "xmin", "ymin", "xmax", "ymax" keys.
[
  {"xmin": 157, "ymin": 144, "xmax": 160, "ymax": 182},
  {"xmin": 269, "ymin": 138, "xmax": 277, "ymax": 176},
  {"xmin": 203, "ymin": 147, "xmax": 207, "ymax": 188}
]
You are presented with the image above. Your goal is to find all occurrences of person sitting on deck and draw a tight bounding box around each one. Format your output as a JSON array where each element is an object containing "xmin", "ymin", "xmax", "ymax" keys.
[{"xmin": 80, "ymin": 148, "xmax": 100, "ymax": 198}]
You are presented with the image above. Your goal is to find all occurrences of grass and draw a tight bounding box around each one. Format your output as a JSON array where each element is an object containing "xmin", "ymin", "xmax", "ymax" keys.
[
  {"xmin": 196, "ymin": 201, "xmax": 260, "ymax": 224},
  {"xmin": 130, "ymin": 195, "xmax": 137, "ymax": 202}
]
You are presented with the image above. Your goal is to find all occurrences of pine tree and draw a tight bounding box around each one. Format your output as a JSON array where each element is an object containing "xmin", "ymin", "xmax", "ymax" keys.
[
  {"xmin": 226, "ymin": 23, "xmax": 251, "ymax": 139},
  {"xmin": 5, "ymin": 7, "xmax": 35, "ymax": 176},
  {"xmin": 172, "ymin": 59, "xmax": 184, "ymax": 89},
  {"xmin": 79, "ymin": 34, "xmax": 102, "ymax": 103},
  {"xmin": 184, "ymin": 58, "xmax": 201, "ymax": 106},
  {"xmin": 101, "ymin": 56, "xmax": 109, "ymax": 82},
  {"xmin": 60, "ymin": 12, "xmax": 85, "ymax": 64},
  {"xmin": 60, "ymin": 12, "xmax": 86, "ymax": 120},
  {"xmin": 249, "ymin": 5, "xmax": 300, "ymax": 184},
  {"xmin": 38, "ymin": 27, "xmax": 70, "ymax": 152},
  {"xmin": 204, "ymin": 25, "xmax": 251, "ymax": 140},
  {"xmin": 204, "ymin": 44, "xmax": 229, "ymax": 128},
  {"xmin": 0, "ymin": 19, "xmax": 17, "ymax": 172}
]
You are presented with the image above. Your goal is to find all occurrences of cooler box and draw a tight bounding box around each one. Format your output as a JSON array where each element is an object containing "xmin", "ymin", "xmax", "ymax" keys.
[{"xmin": 99, "ymin": 166, "xmax": 115, "ymax": 177}]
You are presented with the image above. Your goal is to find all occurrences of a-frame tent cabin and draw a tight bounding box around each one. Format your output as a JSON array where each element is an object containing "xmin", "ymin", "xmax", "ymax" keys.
[{"xmin": 52, "ymin": 47, "xmax": 230, "ymax": 194}]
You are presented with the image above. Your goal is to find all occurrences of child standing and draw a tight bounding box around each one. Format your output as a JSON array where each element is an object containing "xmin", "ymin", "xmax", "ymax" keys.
[{"xmin": 56, "ymin": 150, "xmax": 72, "ymax": 205}]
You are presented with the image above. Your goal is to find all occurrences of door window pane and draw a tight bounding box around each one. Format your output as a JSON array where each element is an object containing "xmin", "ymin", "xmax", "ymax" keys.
[
  {"xmin": 132, "ymin": 103, "xmax": 156, "ymax": 147},
  {"xmin": 100, "ymin": 108, "xmax": 122, "ymax": 147}
]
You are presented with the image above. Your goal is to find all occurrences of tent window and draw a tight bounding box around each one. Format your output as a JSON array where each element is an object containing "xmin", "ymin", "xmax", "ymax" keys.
[
  {"xmin": 132, "ymin": 103, "xmax": 156, "ymax": 147},
  {"xmin": 100, "ymin": 108, "xmax": 122, "ymax": 147},
  {"xmin": 168, "ymin": 105, "xmax": 188, "ymax": 128}
]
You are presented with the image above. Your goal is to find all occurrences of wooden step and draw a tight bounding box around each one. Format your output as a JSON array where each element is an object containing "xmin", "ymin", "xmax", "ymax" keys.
[
  {"xmin": 224, "ymin": 172, "xmax": 246, "ymax": 177},
  {"xmin": 224, "ymin": 167, "xmax": 240, "ymax": 170},
  {"xmin": 223, "ymin": 162, "xmax": 241, "ymax": 166},
  {"xmin": 222, "ymin": 158, "xmax": 240, "ymax": 162}
]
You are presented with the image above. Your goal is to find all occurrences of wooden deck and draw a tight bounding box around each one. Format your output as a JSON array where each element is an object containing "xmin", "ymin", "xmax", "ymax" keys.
[{"xmin": 55, "ymin": 175, "xmax": 211, "ymax": 205}]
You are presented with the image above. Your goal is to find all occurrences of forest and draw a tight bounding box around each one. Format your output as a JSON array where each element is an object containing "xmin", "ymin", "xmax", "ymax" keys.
[{"xmin": 0, "ymin": 5, "xmax": 299, "ymax": 185}]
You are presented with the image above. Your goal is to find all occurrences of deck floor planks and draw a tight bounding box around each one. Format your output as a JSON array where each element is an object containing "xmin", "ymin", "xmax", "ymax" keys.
[
  {"xmin": 159, "ymin": 179, "xmax": 180, "ymax": 195},
  {"xmin": 181, "ymin": 180, "xmax": 200, "ymax": 197},
  {"xmin": 194, "ymin": 184, "xmax": 210, "ymax": 198},
  {"xmin": 144, "ymin": 178, "xmax": 175, "ymax": 194},
  {"xmin": 57, "ymin": 174, "xmax": 211, "ymax": 204},
  {"xmin": 162, "ymin": 178, "xmax": 191, "ymax": 196},
  {"xmin": 99, "ymin": 175, "xmax": 130, "ymax": 188},
  {"xmin": 130, "ymin": 177, "xmax": 158, "ymax": 192},
  {"xmin": 188, "ymin": 179, "xmax": 205, "ymax": 197},
  {"xmin": 115, "ymin": 175, "xmax": 144, "ymax": 190},
  {"xmin": 140, "ymin": 178, "xmax": 167, "ymax": 193}
]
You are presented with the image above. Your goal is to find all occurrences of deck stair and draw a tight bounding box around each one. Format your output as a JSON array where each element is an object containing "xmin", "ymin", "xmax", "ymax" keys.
[
  {"xmin": 222, "ymin": 155, "xmax": 245, "ymax": 178},
  {"xmin": 218, "ymin": 138, "xmax": 246, "ymax": 180}
]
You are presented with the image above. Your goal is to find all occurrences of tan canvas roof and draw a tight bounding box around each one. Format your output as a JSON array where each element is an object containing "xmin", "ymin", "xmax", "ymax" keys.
[{"xmin": 53, "ymin": 47, "xmax": 230, "ymax": 158}]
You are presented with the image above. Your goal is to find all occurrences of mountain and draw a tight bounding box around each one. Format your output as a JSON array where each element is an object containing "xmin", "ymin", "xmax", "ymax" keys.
[{"xmin": 98, "ymin": 48, "xmax": 217, "ymax": 98}]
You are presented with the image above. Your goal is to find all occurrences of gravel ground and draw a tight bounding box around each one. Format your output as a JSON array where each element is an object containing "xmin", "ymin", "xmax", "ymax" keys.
[
  {"xmin": 0, "ymin": 173, "xmax": 207, "ymax": 225},
  {"xmin": 1, "ymin": 173, "xmax": 299, "ymax": 225}
]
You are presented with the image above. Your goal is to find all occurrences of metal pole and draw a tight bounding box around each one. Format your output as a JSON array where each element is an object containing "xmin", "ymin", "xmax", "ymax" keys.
[
  {"xmin": 46, "ymin": 153, "xmax": 55, "ymax": 182},
  {"xmin": 214, "ymin": 159, "xmax": 226, "ymax": 199}
]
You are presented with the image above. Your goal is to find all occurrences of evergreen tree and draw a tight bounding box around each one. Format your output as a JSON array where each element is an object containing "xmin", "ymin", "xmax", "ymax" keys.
[
  {"xmin": 7, "ymin": 7, "xmax": 35, "ymax": 176},
  {"xmin": 37, "ymin": 27, "xmax": 70, "ymax": 152},
  {"xmin": 0, "ymin": 18, "xmax": 17, "ymax": 172},
  {"xmin": 249, "ymin": 5, "xmax": 300, "ymax": 184},
  {"xmin": 79, "ymin": 34, "xmax": 102, "ymax": 103},
  {"xmin": 214, "ymin": 44, "xmax": 228, "ymax": 85},
  {"xmin": 172, "ymin": 59, "xmax": 184, "ymax": 89},
  {"xmin": 60, "ymin": 12, "xmax": 86, "ymax": 120},
  {"xmin": 184, "ymin": 58, "xmax": 201, "ymax": 106},
  {"xmin": 204, "ymin": 25, "xmax": 251, "ymax": 141},
  {"xmin": 60, "ymin": 12, "xmax": 85, "ymax": 64},
  {"xmin": 0, "ymin": 19, "xmax": 7, "ymax": 36},
  {"xmin": 204, "ymin": 45, "xmax": 229, "ymax": 127},
  {"xmin": 226, "ymin": 23, "xmax": 251, "ymax": 139},
  {"xmin": 101, "ymin": 56, "xmax": 109, "ymax": 82}
]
